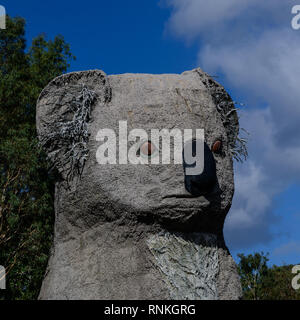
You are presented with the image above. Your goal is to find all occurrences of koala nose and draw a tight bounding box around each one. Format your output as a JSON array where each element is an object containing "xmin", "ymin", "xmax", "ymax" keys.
[{"xmin": 183, "ymin": 141, "xmax": 217, "ymax": 196}]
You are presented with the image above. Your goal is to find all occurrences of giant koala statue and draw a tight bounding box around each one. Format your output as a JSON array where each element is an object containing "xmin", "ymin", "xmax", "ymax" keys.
[{"xmin": 36, "ymin": 68, "xmax": 243, "ymax": 300}]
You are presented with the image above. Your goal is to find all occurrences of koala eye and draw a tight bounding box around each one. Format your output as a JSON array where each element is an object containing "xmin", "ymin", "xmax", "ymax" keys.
[
  {"xmin": 211, "ymin": 140, "xmax": 222, "ymax": 153},
  {"xmin": 137, "ymin": 140, "xmax": 157, "ymax": 157}
]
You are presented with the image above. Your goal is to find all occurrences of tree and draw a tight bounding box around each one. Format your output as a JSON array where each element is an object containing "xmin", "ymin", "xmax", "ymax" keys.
[
  {"xmin": 0, "ymin": 15, "xmax": 75, "ymax": 299},
  {"xmin": 237, "ymin": 252, "xmax": 270, "ymax": 300},
  {"xmin": 237, "ymin": 252, "xmax": 300, "ymax": 300}
]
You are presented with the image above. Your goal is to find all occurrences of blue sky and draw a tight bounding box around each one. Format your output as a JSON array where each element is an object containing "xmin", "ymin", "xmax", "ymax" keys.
[
  {"xmin": 3, "ymin": 0, "xmax": 198, "ymax": 74},
  {"xmin": 3, "ymin": 0, "xmax": 300, "ymax": 266}
]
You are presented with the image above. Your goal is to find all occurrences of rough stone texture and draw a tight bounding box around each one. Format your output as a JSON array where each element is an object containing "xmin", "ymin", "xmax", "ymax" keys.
[
  {"xmin": 36, "ymin": 68, "xmax": 242, "ymax": 300},
  {"xmin": 147, "ymin": 232, "xmax": 219, "ymax": 300}
]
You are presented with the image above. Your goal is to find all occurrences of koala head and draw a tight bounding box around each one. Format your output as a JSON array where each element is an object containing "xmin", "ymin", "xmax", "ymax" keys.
[{"xmin": 36, "ymin": 68, "xmax": 241, "ymax": 235}]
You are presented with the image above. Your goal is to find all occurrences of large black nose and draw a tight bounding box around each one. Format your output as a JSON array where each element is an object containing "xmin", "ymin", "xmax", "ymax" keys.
[{"xmin": 183, "ymin": 140, "xmax": 217, "ymax": 196}]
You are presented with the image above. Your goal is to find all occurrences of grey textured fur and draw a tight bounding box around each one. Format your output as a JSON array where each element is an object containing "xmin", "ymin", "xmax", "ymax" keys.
[
  {"xmin": 147, "ymin": 232, "xmax": 219, "ymax": 300},
  {"xmin": 36, "ymin": 68, "xmax": 242, "ymax": 300}
]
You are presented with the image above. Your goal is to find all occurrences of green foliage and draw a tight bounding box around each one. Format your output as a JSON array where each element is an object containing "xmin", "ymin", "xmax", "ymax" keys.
[
  {"xmin": 237, "ymin": 252, "xmax": 270, "ymax": 300},
  {"xmin": 237, "ymin": 252, "xmax": 300, "ymax": 300},
  {"xmin": 0, "ymin": 16, "xmax": 75, "ymax": 299}
]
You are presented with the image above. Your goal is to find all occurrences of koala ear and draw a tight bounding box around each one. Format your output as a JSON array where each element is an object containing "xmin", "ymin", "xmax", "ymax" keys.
[
  {"xmin": 36, "ymin": 70, "xmax": 111, "ymax": 183},
  {"xmin": 194, "ymin": 68, "xmax": 247, "ymax": 162}
]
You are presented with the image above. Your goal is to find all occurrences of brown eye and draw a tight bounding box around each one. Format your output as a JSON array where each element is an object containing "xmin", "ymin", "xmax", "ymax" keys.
[
  {"xmin": 212, "ymin": 140, "xmax": 222, "ymax": 153},
  {"xmin": 140, "ymin": 141, "xmax": 155, "ymax": 156}
]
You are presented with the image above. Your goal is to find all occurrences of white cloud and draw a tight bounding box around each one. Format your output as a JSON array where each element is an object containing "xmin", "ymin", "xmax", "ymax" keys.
[
  {"xmin": 164, "ymin": 0, "xmax": 291, "ymax": 42},
  {"xmin": 164, "ymin": 0, "xmax": 247, "ymax": 40},
  {"xmin": 164, "ymin": 0, "xmax": 300, "ymax": 249},
  {"xmin": 228, "ymin": 161, "xmax": 271, "ymax": 229},
  {"xmin": 273, "ymin": 242, "xmax": 300, "ymax": 258},
  {"xmin": 199, "ymin": 28, "xmax": 300, "ymax": 143}
]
